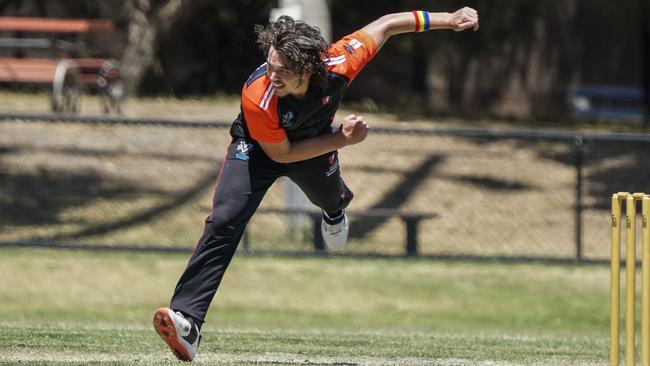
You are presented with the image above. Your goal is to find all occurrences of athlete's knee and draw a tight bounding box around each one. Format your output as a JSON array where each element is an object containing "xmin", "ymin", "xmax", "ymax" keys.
[
  {"xmin": 204, "ymin": 217, "xmax": 236, "ymax": 237},
  {"xmin": 204, "ymin": 207, "xmax": 242, "ymax": 237},
  {"xmin": 321, "ymin": 185, "xmax": 354, "ymax": 213},
  {"xmin": 340, "ymin": 186, "xmax": 354, "ymax": 210}
]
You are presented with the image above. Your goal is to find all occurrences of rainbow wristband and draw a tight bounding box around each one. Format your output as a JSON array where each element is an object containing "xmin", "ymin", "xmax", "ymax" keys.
[{"xmin": 413, "ymin": 10, "xmax": 430, "ymax": 32}]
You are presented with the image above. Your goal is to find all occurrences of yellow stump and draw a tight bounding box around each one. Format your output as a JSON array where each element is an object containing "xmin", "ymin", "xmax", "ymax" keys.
[
  {"xmin": 626, "ymin": 194, "xmax": 636, "ymax": 366},
  {"xmin": 611, "ymin": 193, "xmax": 650, "ymax": 366},
  {"xmin": 611, "ymin": 194, "xmax": 621, "ymax": 366},
  {"xmin": 641, "ymin": 195, "xmax": 650, "ymax": 366}
]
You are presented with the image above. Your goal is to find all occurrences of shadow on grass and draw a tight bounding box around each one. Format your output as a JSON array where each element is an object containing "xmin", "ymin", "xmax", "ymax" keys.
[
  {"xmin": 452, "ymin": 175, "xmax": 532, "ymax": 191},
  {"xmin": 47, "ymin": 168, "xmax": 218, "ymax": 242},
  {"xmin": 9, "ymin": 143, "xmax": 216, "ymax": 163},
  {"xmin": 581, "ymin": 140, "xmax": 650, "ymax": 210},
  {"xmin": 348, "ymin": 155, "xmax": 444, "ymax": 240},
  {"xmin": 348, "ymin": 150, "xmax": 535, "ymax": 241},
  {"xmin": 452, "ymin": 135, "xmax": 650, "ymax": 212},
  {"xmin": 536, "ymin": 139, "xmax": 650, "ymax": 210},
  {"xmin": 0, "ymin": 141, "xmax": 220, "ymax": 242},
  {"xmin": 0, "ymin": 166, "xmax": 167, "ymax": 227}
]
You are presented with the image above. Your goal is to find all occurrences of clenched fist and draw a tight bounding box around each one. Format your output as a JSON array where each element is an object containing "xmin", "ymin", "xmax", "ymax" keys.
[
  {"xmin": 449, "ymin": 7, "xmax": 479, "ymax": 32},
  {"xmin": 340, "ymin": 114, "xmax": 368, "ymax": 146}
]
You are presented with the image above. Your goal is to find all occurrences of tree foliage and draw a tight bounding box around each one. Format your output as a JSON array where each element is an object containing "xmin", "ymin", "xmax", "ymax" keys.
[{"xmin": 0, "ymin": 0, "xmax": 646, "ymax": 119}]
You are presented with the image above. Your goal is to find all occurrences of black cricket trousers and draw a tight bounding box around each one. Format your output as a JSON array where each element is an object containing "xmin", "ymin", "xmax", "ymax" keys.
[{"xmin": 169, "ymin": 138, "xmax": 353, "ymax": 327}]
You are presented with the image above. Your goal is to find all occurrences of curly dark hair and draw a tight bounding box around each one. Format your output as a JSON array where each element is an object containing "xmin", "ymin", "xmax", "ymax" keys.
[{"xmin": 255, "ymin": 15, "xmax": 329, "ymax": 87}]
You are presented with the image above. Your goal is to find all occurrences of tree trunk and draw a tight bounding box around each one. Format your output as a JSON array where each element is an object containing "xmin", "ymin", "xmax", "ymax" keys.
[{"xmin": 121, "ymin": 0, "xmax": 183, "ymax": 96}]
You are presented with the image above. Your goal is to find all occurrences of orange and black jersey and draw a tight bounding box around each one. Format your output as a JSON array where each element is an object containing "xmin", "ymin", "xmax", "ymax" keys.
[{"xmin": 230, "ymin": 29, "xmax": 378, "ymax": 143}]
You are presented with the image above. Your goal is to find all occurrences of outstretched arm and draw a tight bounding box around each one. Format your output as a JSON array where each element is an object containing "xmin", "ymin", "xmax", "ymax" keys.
[{"xmin": 362, "ymin": 7, "xmax": 479, "ymax": 50}]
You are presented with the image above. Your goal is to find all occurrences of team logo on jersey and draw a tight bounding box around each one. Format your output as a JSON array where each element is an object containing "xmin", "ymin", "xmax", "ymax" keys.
[
  {"xmin": 348, "ymin": 38, "xmax": 363, "ymax": 50},
  {"xmin": 343, "ymin": 44, "xmax": 355, "ymax": 55},
  {"xmin": 235, "ymin": 141, "xmax": 253, "ymax": 161},
  {"xmin": 326, "ymin": 152, "xmax": 339, "ymax": 177},
  {"xmin": 281, "ymin": 111, "xmax": 295, "ymax": 127}
]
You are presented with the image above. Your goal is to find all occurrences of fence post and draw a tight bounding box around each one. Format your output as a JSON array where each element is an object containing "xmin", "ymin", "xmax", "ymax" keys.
[
  {"xmin": 574, "ymin": 136, "xmax": 584, "ymax": 261},
  {"xmin": 642, "ymin": 0, "xmax": 649, "ymax": 127},
  {"xmin": 405, "ymin": 217, "xmax": 419, "ymax": 256}
]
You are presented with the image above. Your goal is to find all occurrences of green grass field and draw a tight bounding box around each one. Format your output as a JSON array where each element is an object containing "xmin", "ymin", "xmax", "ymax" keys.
[{"xmin": 0, "ymin": 247, "xmax": 611, "ymax": 365}]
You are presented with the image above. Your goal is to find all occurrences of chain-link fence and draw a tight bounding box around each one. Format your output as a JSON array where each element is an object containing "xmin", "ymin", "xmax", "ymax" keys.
[{"xmin": 1, "ymin": 114, "xmax": 649, "ymax": 262}]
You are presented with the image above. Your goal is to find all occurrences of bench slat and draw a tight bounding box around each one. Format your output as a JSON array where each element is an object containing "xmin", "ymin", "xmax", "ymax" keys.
[
  {"xmin": 249, "ymin": 207, "xmax": 438, "ymax": 255},
  {"xmin": 0, "ymin": 17, "xmax": 113, "ymax": 33},
  {"xmin": 0, "ymin": 58, "xmax": 57, "ymax": 82},
  {"xmin": 0, "ymin": 57, "xmax": 110, "ymax": 83},
  {"xmin": 257, "ymin": 207, "xmax": 438, "ymax": 219},
  {"xmin": 0, "ymin": 37, "xmax": 51, "ymax": 49}
]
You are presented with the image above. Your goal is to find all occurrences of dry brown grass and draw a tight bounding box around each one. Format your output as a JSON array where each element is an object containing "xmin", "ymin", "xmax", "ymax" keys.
[{"xmin": 0, "ymin": 92, "xmax": 625, "ymax": 260}]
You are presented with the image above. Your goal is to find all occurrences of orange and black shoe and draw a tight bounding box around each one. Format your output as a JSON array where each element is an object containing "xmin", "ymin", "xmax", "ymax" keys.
[{"xmin": 153, "ymin": 307, "xmax": 200, "ymax": 362}]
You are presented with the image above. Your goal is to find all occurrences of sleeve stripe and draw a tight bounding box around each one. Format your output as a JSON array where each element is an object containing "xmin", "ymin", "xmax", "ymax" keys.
[
  {"xmin": 324, "ymin": 54, "xmax": 347, "ymax": 65},
  {"xmin": 349, "ymin": 39, "xmax": 362, "ymax": 49},
  {"xmin": 260, "ymin": 84, "xmax": 274, "ymax": 110},
  {"xmin": 324, "ymin": 55, "xmax": 346, "ymax": 62},
  {"xmin": 326, "ymin": 29, "xmax": 377, "ymax": 82},
  {"xmin": 326, "ymin": 58, "xmax": 346, "ymax": 66}
]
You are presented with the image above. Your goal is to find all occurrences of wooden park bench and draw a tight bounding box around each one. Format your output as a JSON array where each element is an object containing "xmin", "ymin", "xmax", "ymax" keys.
[
  {"xmin": 251, "ymin": 207, "xmax": 439, "ymax": 256},
  {"xmin": 0, "ymin": 16, "xmax": 124, "ymax": 113}
]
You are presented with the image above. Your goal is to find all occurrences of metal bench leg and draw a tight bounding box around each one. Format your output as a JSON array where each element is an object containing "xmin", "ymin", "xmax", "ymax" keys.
[{"xmin": 405, "ymin": 218, "xmax": 420, "ymax": 256}]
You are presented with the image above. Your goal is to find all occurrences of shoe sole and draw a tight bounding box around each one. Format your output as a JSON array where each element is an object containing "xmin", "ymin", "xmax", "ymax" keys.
[{"xmin": 153, "ymin": 307, "xmax": 192, "ymax": 362}]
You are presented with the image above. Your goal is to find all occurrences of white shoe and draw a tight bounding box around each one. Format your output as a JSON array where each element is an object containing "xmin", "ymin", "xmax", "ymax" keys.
[
  {"xmin": 153, "ymin": 307, "xmax": 200, "ymax": 362},
  {"xmin": 321, "ymin": 210, "xmax": 349, "ymax": 251}
]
